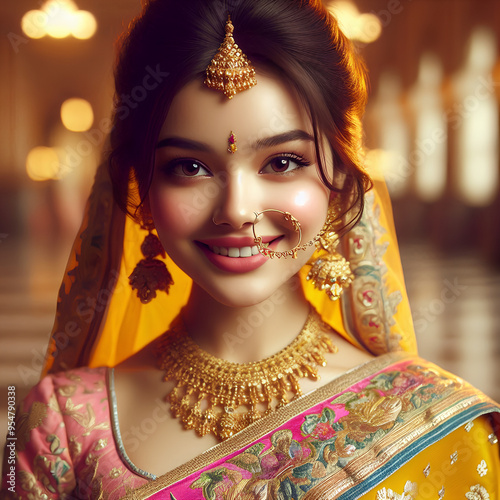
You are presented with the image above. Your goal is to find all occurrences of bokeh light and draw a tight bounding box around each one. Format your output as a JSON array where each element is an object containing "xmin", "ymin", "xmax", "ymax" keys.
[
  {"xmin": 60, "ymin": 98, "xmax": 94, "ymax": 132},
  {"xmin": 327, "ymin": 1, "xmax": 382, "ymax": 44},
  {"xmin": 26, "ymin": 146, "xmax": 60, "ymax": 181},
  {"xmin": 21, "ymin": 0, "xmax": 97, "ymax": 40}
]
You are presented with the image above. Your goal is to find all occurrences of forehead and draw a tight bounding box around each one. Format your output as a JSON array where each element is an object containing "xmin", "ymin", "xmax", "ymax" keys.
[{"xmin": 160, "ymin": 71, "xmax": 313, "ymax": 145}]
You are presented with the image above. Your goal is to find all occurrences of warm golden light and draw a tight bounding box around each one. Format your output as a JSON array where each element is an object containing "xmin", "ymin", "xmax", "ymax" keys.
[
  {"xmin": 21, "ymin": 0, "xmax": 97, "ymax": 40},
  {"xmin": 60, "ymin": 98, "xmax": 94, "ymax": 132},
  {"xmin": 26, "ymin": 147, "xmax": 60, "ymax": 181},
  {"xmin": 21, "ymin": 10, "xmax": 47, "ymax": 39},
  {"xmin": 328, "ymin": 1, "xmax": 382, "ymax": 44},
  {"xmin": 72, "ymin": 11, "xmax": 98, "ymax": 39}
]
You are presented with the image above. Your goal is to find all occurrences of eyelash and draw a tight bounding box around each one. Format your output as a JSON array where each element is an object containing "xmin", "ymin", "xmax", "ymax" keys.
[
  {"xmin": 158, "ymin": 152, "xmax": 312, "ymax": 179},
  {"xmin": 261, "ymin": 152, "xmax": 312, "ymax": 175}
]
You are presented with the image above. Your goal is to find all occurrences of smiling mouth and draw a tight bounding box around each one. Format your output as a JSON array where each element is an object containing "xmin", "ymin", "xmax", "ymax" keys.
[
  {"xmin": 208, "ymin": 243, "xmax": 270, "ymax": 258},
  {"xmin": 197, "ymin": 237, "xmax": 280, "ymax": 259}
]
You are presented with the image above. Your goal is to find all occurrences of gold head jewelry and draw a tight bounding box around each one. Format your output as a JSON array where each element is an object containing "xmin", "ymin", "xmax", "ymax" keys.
[
  {"xmin": 158, "ymin": 308, "xmax": 337, "ymax": 441},
  {"xmin": 227, "ymin": 131, "xmax": 237, "ymax": 153},
  {"xmin": 204, "ymin": 15, "xmax": 257, "ymax": 99}
]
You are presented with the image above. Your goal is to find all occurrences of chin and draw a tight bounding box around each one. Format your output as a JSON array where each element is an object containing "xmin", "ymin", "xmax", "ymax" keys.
[{"xmin": 199, "ymin": 277, "xmax": 289, "ymax": 309}]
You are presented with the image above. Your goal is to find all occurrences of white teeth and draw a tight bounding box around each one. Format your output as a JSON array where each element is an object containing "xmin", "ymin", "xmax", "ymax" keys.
[
  {"xmin": 240, "ymin": 246, "xmax": 252, "ymax": 257},
  {"xmin": 210, "ymin": 245, "xmax": 260, "ymax": 258}
]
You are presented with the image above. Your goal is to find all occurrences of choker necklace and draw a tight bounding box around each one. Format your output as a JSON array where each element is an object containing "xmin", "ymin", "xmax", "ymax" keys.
[{"xmin": 157, "ymin": 308, "xmax": 338, "ymax": 441}]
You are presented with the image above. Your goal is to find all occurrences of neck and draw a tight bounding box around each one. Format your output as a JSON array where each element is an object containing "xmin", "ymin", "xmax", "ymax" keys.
[{"xmin": 182, "ymin": 278, "xmax": 311, "ymax": 363}]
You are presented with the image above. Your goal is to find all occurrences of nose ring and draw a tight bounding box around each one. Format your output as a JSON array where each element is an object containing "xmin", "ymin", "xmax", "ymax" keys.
[{"xmin": 251, "ymin": 209, "xmax": 313, "ymax": 259}]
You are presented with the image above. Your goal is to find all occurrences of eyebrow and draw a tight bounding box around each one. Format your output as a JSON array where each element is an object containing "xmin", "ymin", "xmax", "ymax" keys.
[
  {"xmin": 155, "ymin": 129, "xmax": 314, "ymax": 151},
  {"xmin": 156, "ymin": 137, "xmax": 211, "ymax": 151},
  {"xmin": 251, "ymin": 130, "xmax": 314, "ymax": 150}
]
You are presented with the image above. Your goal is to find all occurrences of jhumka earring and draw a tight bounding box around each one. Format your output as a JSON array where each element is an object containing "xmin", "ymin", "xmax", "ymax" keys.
[
  {"xmin": 204, "ymin": 15, "xmax": 257, "ymax": 99},
  {"xmin": 306, "ymin": 200, "xmax": 354, "ymax": 300},
  {"xmin": 129, "ymin": 217, "xmax": 173, "ymax": 304}
]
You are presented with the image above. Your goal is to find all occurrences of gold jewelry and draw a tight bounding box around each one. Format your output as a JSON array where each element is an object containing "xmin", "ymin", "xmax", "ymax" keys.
[
  {"xmin": 252, "ymin": 209, "xmax": 314, "ymax": 259},
  {"xmin": 158, "ymin": 308, "xmax": 337, "ymax": 441},
  {"xmin": 306, "ymin": 200, "xmax": 354, "ymax": 300},
  {"xmin": 204, "ymin": 15, "xmax": 257, "ymax": 99},
  {"xmin": 227, "ymin": 131, "xmax": 237, "ymax": 153},
  {"xmin": 129, "ymin": 218, "xmax": 173, "ymax": 303}
]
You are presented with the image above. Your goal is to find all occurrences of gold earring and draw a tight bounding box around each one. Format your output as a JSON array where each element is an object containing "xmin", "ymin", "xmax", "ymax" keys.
[
  {"xmin": 306, "ymin": 200, "xmax": 353, "ymax": 300},
  {"xmin": 129, "ymin": 218, "xmax": 173, "ymax": 304}
]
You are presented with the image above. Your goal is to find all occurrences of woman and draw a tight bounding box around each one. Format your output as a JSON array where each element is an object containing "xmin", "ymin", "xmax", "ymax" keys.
[{"xmin": 2, "ymin": 0, "xmax": 499, "ymax": 498}]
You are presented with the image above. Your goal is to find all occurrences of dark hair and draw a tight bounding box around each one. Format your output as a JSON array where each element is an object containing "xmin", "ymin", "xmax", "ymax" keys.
[{"xmin": 108, "ymin": 0, "xmax": 372, "ymax": 232}]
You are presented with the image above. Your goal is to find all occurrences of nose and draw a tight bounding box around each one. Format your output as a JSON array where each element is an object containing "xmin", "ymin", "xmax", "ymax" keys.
[{"xmin": 212, "ymin": 169, "xmax": 257, "ymax": 229}]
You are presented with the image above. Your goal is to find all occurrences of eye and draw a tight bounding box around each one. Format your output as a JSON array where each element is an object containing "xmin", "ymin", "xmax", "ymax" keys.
[
  {"xmin": 260, "ymin": 153, "xmax": 311, "ymax": 175},
  {"xmin": 162, "ymin": 159, "xmax": 212, "ymax": 178}
]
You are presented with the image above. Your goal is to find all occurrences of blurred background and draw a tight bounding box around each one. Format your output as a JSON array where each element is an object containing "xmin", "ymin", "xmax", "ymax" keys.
[{"xmin": 0, "ymin": 0, "xmax": 499, "ymax": 454}]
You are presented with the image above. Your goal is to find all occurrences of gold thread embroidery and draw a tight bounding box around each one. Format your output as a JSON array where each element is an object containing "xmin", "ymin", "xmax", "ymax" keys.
[
  {"xmin": 423, "ymin": 463, "xmax": 431, "ymax": 477},
  {"xmin": 438, "ymin": 486, "xmax": 445, "ymax": 499},
  {"xmin": 450, "ymin": 451, "xmax": 458, "ymax": 465},
  {"xmin": 110, "ymin": 467, "xmax": 124, "ymax": 479},
  {"xmin": 376, "ymin": 481, "xmax": 418, "ymax": 500},
  {"xmin": 465, "ymin": 484, "xmax": 490, "ymax": 500},
  {"xmin": 477, "ymin": 460, "xmax": 488, "ymax": 477},
  {"xmin": 95, "ymin": 438, "xmax": 108, "ymax": 450},
  {"xmin": 69, "ymin": 435, "xmax": 82, "ymax": 457},
  {"xmin": 16, "ymin": 401, "xmax": 48, "ymax": 451}
]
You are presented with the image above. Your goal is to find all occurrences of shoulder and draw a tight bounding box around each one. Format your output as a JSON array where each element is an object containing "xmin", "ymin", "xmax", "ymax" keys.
[{"xmin": 21, "ymin": 366, "xmax": 108, "ymax": 408}]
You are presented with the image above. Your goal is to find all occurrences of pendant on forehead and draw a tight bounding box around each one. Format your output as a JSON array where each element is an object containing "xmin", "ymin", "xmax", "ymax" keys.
[
  {"xmin": 204, "ymin": 15, "xmax": 257, "ymax": 99},
  {"xmin": 227, "ymin": 131, "xmax": 237, "ymax": 153}
]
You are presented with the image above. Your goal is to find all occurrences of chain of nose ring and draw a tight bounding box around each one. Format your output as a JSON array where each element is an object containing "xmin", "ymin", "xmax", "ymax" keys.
[{"xmin": 252, "ymin": 209, "xmax": 317, "ymax": 259}]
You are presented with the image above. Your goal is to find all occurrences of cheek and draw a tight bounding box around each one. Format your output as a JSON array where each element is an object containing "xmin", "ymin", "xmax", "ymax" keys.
[
  {"xmin": 272, "ymin": 182, "xmax": 330, "ymax": 236},
  {"xmin": 149, "ymin": 187, "xmax": 206, "ymax": 238}
]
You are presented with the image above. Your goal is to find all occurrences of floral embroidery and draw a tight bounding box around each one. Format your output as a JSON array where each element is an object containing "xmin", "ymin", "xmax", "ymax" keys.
[
  {"xmin": 110, "ymin": 467, "xmax": 124, "ymax": 478},
  {"xmin": 477, "ymin": 460, "xmax": 488, "ymax": 477},
  {"xmin": 488, "ymin": 433, "xmax": 498, "ymax": 445},
  {"xmin": 62, "ymin": 398, "xmax": 110, "ymax": 436},
  {"xmin": 16, "ymin": 401, "xmax": 48, "ymax": 451},
  {"xmin": 95, "ymin": 438, "xmax": 108, "ymax": 450},
  {"xmin": 58, "ymin": 384, "xmax": 78, "ymax": 398},
  {"xmin": 465, "ymin": 484, "xmax": 490, "ymax": 500},
  {"xmin": 188, "ymin": 362, "xmax": 461, "ymax": 499},
  {"xmin": 423, "ymin": 463, "xmax": 431, "ymax": 477},
  {"xmin": 376, "ymin": 481, "xmax": 418, "ymax": 499},
  {"xmin": 465, "ymin": 421, "xmax": 474, "ymax": 432},
  {"xmin": 344, "ymin": 191, "xmax": 404, "ymax": 354},
  {"xmin": 450, "ymin": 451, "xmax": 458, "ymax": 465},
  {"xmin": 439, "ymin": 486, "xmax": 445, "ymax": 499},
  {"xmin": 69, "ymin": 435, "xmax": 82, "ymax": 457}
]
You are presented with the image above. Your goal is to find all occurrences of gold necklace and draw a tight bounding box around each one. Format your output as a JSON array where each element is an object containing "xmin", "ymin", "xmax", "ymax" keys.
[{"xmin": 157, "ymin": 308, "xmax": 338, "ymax": 441}]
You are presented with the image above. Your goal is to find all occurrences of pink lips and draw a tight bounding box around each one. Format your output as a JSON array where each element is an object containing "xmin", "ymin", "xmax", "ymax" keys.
[{"xmin": 195, "ymin": 236, "xmax": 282, "ymax": 273}]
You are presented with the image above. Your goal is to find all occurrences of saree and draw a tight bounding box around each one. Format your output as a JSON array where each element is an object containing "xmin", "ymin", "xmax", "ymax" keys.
[
  {"xmin": 3, "ymin": 354, "xmax": 499, "ymax": 498},
  {"xmin": 3, "ymin": 161, "xmax": 500, "ymax": 498}
]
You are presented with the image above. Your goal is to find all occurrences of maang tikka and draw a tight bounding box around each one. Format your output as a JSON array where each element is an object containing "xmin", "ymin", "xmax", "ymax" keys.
[
  {"xmin": 306, "ymin": 200, "xmax": 354, "ymax": 300},
  {"xmin": 129, "ymin": 215, "xmax": 174, "ymax": 304},
  {"xmin": 204, "ymin": 15, "xmax": 257, "ymax": 99}
]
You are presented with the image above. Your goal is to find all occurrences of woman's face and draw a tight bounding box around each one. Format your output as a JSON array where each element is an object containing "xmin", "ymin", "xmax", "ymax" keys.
[{"xmin": 149, "ymin": 72, "xmax": 332, "ymax": 307}]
